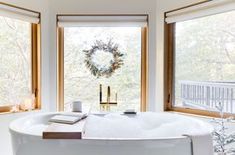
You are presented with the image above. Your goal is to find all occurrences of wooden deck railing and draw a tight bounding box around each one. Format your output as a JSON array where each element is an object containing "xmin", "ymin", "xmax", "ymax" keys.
[{"xmin": 179, "ymin": 81, "xmax": 235, "ymax": 113}]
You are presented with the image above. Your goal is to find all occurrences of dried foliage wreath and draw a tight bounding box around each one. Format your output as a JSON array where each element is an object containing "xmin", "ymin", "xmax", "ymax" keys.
[{"xmin": 83, "ymin": 40, "xmax": 124, "ymax": 78}]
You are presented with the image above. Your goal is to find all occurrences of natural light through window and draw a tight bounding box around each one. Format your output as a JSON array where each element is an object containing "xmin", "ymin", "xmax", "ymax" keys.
[
  {"xmin": 174, "ymin": 10, "xmax": 235, "ymax": 113},
  {"xmin": 64, "ymin": 27, "xmax": 142, "ymax": 111},
  {"xmin": 0, "ymin": 16, "xmax": 32, "ymax": 107}
]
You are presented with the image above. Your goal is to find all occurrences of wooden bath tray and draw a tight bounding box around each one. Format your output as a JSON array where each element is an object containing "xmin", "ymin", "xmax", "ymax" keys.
[{"xmin": 43, "ymin": 118, "xmax": 86, "ymax": 139}]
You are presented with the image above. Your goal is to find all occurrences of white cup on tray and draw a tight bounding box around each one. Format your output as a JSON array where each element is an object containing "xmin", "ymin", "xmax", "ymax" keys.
[{"xmin": 71, "ymin": 101, "xmax": 82, "ymax": 112}]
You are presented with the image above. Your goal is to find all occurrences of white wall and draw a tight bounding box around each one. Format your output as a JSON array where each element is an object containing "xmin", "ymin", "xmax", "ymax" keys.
[
  {"xmin": 48, "ymin": 0, "xmax": 158, "ymax": 111},
  {"xmin": 0, "ymin": 0, "xmax": 51, "ymax": 154},
  {"xmin": 1, "ymin": 0, "xmax": 235, "ymax": 155}
]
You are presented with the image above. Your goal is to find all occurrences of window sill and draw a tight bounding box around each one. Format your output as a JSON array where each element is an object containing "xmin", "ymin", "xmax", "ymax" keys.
[
  {"xmin": 165, "ymin": 109, "xmax": 235, "ymax": 123},
  {"xmin": 0, "ymin": 105, "xmax": 14, "ymax": 113},
  {"xmin": 165, "ymin": 106, "xmax": 227, "ymax": 118},
  {"xmin": 0, "ymin": 108, "xmax": 41, "ymax": 116},
  {"xmin": 166, "ymin": 110, "xmax": 215, "ymax": 119}
]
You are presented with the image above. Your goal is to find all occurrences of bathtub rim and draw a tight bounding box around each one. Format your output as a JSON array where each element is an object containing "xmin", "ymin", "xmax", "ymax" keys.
[{"xmin": 9, "ymin": 112, "xmax": 213, "ymax": 141}]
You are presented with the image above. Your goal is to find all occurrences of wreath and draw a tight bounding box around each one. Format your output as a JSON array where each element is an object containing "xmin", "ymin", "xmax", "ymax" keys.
[{"xmin": 83, "ymin": 40, "xmax": 124, "ymax": 78}]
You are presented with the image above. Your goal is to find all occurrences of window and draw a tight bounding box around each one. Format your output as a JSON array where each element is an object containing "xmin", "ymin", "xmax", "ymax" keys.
[
  {"xmin": 0, "ymin": 3, "xmax": 41, "ymax": 113},
  {"xmin": 57, "ymin": 15, "xmax": 148, "ymax": 112},
  {"xmin": 165, "ymin": 0, "xmax": 235, "ymax": 116}
]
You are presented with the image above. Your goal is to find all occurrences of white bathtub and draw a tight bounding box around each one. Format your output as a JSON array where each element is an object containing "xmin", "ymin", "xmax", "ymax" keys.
[{"xmin": 9, "ymin": 112, "xmax": 213, "ymax": 155}]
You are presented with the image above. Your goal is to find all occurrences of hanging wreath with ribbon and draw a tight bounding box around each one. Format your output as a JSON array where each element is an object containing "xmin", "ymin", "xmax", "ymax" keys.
[{"xmin": 83, "ymin": 40, "xmax": 124, "ymax": 78}]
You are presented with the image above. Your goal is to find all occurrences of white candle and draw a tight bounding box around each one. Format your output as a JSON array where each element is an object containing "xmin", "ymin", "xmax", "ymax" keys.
[{"xmin": 20, "ymin": 95, "xmax": 35, "ymax": 111}]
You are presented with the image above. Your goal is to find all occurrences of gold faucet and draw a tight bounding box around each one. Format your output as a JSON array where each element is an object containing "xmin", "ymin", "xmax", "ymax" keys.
[
  {"xmin": 107, "ymin": 86, "xmax": 110, "ymax": 104},
  {"xmin": 99, "ymin": 84, "xmax": 117, "ymax": 111}
]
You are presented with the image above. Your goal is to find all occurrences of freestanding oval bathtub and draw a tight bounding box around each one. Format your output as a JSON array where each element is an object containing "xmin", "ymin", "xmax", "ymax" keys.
[{"xmin": 9, "ymin": 112, "xmax": 213, "ymax": 155}]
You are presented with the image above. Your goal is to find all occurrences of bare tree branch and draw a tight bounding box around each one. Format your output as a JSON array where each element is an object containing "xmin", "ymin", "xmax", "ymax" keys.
[
  {"xmin": 221, "ymin": 30, "xmax": 235, "ymax": 38},
  {"xmin": 224, "ymin": 48, "xmax": 235, "ymax": 64},
  {"xmin": 3, "ymin": 18, "xmax": 16, "ymax": 30}
]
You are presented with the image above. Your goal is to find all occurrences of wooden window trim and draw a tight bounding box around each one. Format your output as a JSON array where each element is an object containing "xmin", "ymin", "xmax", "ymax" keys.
[
  {"xmin": 164, "ymin": 1, "xmax": 234, "ymax": 118},
  {"xmin": 141, "ymin": 27, "xmax": 148, "ymax": 112},
  {"xmin": 57, "ymin": 27, "xmax": 64, "ymax": 111},
  {"xmin": 0, "ymin": 4, "xmax": 41, "ymax": 114},
  {"xmin": 57, "ymin": 15, "xmax": 148, "ymax": 112},
  {"xmin": 31, "ymin": 23, "xmax": 41, "ymax": 110}
]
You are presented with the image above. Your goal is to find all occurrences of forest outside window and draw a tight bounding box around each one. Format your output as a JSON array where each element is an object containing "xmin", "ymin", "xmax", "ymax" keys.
[
  {"xmin": 57, "ymin": 15, "xmax": 148, "ymax": 112},
  {"xmin": 165, "ymin": 0, "xmax": 235, "ymax": 116},
  {"xmin": 0, "ymin": 3, "xmax": 41, "ymax": 113}
]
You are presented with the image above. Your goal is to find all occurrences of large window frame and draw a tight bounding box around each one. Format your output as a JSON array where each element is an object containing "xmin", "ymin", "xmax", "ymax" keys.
[
  {"xmin": 164, "ymin": 0, "xmax": 235, "ymax": 117},
  {"xmin": 0, "ymin": 2, "xmax": 41, "ymax": 114},
  {"xmin": 57, "ymin": 14, "xmax": 148, "ymax": 112}
]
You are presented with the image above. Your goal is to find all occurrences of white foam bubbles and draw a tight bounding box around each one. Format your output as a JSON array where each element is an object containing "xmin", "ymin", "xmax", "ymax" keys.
[{"xmin": 84, "ymin": 112, "xmax": 213, "ymax": 139}]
